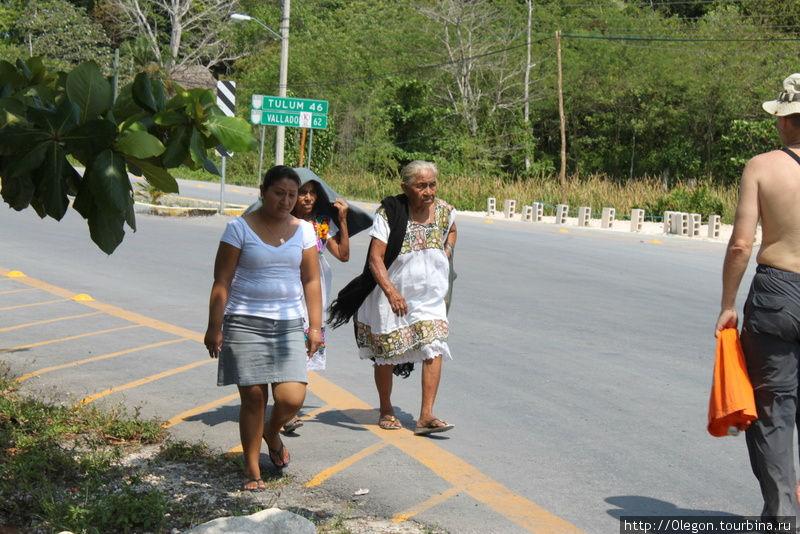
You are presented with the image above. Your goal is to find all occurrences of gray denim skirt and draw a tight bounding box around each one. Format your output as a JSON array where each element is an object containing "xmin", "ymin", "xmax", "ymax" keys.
[{"xmin": 217, "ymin": 315, "xmax": 307, "ymax": 386}]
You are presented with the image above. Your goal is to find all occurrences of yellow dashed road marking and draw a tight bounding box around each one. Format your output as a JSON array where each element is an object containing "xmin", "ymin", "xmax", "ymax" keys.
[
  {"xmin": 393, "ymin": 486, "xmax": 462, "ymax": 523},
  {"xmin": 74, "ymin": 359, "xmax": 212, "ymax": 407},
  {"xmin": 0, "ymin": 325, "xmax": 141, "ymax": 355},
  {"xmin": 16, "ymin": 338, "xmax": 188, "ymax": 383},
  {"xmin": 0, "ymin": 311, "xmax": 103, "ymax": 333},
  {"xmin": 0, "ymin": 288, "xmax": 36, "ymax": 295},
  {"xmin": 306, "ymin": 441, "xmax": 390, "ymax": 487},
  {"xmin": 306, "ymin": 374, "xmax": 583, "ymax": 533},
  {"xmin": 0, "ymin": 298, "xmax": 68, "ymax": 311},
  {"xmin": 1, "ymin": 267, "xmax": 581, "ymax": 532}
]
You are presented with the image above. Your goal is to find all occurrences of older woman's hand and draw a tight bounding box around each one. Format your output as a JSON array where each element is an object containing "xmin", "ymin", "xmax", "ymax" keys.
[
  {"xmin": 386, "ymin": 289, "xmax": 408, "ymax": 316},
  {"xmin": 332, "ymin": 198, "xmax": 349, "ymax": 221}
]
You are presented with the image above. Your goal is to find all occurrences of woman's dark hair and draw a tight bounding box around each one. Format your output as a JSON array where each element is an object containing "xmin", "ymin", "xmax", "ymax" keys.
[
  {"xmin": 299, "ymin": 179, "xmax": 327, "ymax": 215},
  {"xmin": 262, "ymin": 165, "xmax": 300, "ymax": 189}
]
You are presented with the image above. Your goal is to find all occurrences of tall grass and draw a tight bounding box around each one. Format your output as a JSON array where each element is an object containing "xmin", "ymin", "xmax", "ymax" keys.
[
  {"xmin": 319, "ymin": 169, "xmax": 740, "ymax": 224},
  {"xmin": 178, "ymin": 162, "xmax": 740, "ymax": 223}
]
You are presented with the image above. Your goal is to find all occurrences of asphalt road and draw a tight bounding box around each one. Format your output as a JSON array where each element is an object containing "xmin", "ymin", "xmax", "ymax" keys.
[{"xmin": 0, "ymin": 179, "xmax": 763, "ymax": 534}]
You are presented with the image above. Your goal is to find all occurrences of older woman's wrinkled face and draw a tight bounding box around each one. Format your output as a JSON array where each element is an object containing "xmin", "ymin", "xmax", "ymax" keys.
[{"xmin": 402, "ymin": 168, "xmax": 437, "ymax": 209}]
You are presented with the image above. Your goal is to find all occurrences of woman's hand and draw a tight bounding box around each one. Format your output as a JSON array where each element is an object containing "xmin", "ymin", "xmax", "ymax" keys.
[
  {"xmin": 715, "ymin": 308, "xmax": 738, "ymax": 337},
  {"xmin": 306, "ymin": 329, "xmax": 323, "ymax": 357},
  {"xmin": 386, "ymin": 289, "xmax": 408, "ymax": 316},
  {"xmin": 204, "ymin": 329, "xmax": 223, "ymax": 359},
  {"xmin": 332, "ymin": 198, "xmax": 349, "ymax": 222}
]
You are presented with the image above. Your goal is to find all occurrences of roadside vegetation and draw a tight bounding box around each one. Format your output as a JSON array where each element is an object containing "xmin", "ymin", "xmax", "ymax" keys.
[{"xmin": 0, "ymin": 367, "xmax": 304, "ymax": 534}]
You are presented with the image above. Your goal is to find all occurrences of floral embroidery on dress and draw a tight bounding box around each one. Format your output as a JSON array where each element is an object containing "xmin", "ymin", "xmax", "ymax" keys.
[
  {"xmin": 310, "ymin": 213, "xmax": 331, "ymax": 254},
  {"xmin": 399, "ymin": 199, "xmax": 453, "ymax": 255},
  {"xmin": 355, "ymin": 319, "xmax": 449, "ymax": 360}
]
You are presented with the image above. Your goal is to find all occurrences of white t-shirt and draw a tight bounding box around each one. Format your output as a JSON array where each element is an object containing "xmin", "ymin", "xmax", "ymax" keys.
[{"xmin": 221, "ymin": 217, "xmax": 317, "ymax": 320}]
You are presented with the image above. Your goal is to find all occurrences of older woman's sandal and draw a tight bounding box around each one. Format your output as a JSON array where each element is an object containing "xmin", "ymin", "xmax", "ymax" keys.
[
  {"xmin": 414, "ymin": 418, "xmax": 454, "ymax": 435},
  {"xmin": 379, "ymin": 415, "xmax": 402, "ymax": 430}
]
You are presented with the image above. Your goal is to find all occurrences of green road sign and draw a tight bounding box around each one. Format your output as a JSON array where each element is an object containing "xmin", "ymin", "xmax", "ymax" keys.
[
  {"xmin": 250, "ymin": 109, "xmax": 328, "ymax": 129},
  {"xmin": 251, "ymin": 95, "xmax": 328, "ymax": 115}
]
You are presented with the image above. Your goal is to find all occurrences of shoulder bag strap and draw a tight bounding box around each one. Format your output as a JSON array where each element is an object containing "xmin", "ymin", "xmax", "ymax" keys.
[{"xmin": 781, "ymin": 147, "xmax": 800, "ymax": 167}]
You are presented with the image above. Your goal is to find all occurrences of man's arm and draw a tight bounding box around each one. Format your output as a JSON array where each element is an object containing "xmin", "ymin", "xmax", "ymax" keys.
[{"xmin": 715, "ymin": 158, "xmax": 761, "ymax": 335}]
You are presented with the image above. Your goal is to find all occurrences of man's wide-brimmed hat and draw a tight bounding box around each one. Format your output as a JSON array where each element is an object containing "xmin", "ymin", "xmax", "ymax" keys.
[{"xmin": 763, "ymin": 73, "xmax": 800, "ymax": 116}]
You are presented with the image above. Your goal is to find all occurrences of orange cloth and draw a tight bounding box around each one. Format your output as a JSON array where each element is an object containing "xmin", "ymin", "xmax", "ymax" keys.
[{"xmin": 708, "ymin": 328, "xmax": 758, "ymax": 437}]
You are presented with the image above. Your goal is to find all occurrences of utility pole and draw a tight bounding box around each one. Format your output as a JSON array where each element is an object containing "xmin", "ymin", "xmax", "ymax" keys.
[
  {"xmin": 556, "ymin": 30, "xmax": 567, "ymax": 202},
  {"xmin": 275, "ymin": 0, "xmax": 291, "ymax": 166},
  {"xmin": 524, "ymin": 0, "xmax": 532, "ymax": 171}
]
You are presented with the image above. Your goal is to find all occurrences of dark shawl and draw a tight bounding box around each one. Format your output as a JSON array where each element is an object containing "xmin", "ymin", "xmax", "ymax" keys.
[{"xmin": 327, "ymin": 193, "xmax": 409, "ymax": 329}]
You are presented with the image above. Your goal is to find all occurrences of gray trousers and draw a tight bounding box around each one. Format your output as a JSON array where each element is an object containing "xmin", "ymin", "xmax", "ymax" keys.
[{"xmin": 741, "ymin": 265, "xmax": 800, "ymax": 523}]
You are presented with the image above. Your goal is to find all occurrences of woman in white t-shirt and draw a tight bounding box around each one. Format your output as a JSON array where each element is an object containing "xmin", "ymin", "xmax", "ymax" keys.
[{"xmin": 204, "ymin": 165, "xmax": 322, "ymax": 491}]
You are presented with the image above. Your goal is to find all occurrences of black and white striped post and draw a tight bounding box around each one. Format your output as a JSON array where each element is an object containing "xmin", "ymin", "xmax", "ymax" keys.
[{"xmin": 216, "ymin": 80, "xmax": 235, "ymax": 213}]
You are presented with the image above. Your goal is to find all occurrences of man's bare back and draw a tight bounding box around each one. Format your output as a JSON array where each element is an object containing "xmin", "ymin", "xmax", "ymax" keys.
[{"xmin": 748, "ymin": 147, "xmax": 800, "ymax": 273}]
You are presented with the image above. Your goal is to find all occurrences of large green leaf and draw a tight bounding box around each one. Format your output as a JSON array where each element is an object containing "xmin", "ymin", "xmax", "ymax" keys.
[
  {"xmin": 0, "ymin": 125, "xmax": 49, "ymax": 156},
  {"xmin": 161, "ymin": 125, "xmax": 189, "ymax": 168},
  {"xmin": 86, "ymin": 149, "xmax": 132, "ymax": 218},
  {"xmin": 204, "ymin": 116, "xmax": 257, "ymax": 152},
  {"xmin": 0, "ymin": 172, "xmax": 35, "ymax": 210},
  {"xmin": 153, "ymin": 110, "xmax": 186, "ymax": 127},
  {"xmin": 36, "ymin": 143, "xmax": 70, "ymax": 220},
  {"xmin": 0, "ymin": 62, "xmax": 25, "ymax": 94},
  {"xmin": 3, "ymin": 141, "xmax": 49, "ymax": 178},
  {"xmin": 115, "ymin": 131, "xmax": 165, "ymax": 159},
  {"xmin": 132, "ymin": 73, "xmax": 158, "ymax": 113},
  {"xmin": 126, "ymin": 157, "xmax": 178, "ymax": 193},
  {"xmin": 188, "ymin": 128, "xmax": 206, "ymax": 168},
  {"xmin": 27, "ymin": 98, "xmax": 78, "ymax": 137},
  {"xmin": 88, "ymin": 208, "xmax": 126, "ymax": 255},
  {"xmin": 0, "ymin": 98, "xmax": 27, "ymax": 128},
  {"xmin": 66, "ymin": 62, "xmax": 113, "ymax": 123},
  {"xmin": 64, "ymin": 119, "xmax": 116, "ymax": 165}
]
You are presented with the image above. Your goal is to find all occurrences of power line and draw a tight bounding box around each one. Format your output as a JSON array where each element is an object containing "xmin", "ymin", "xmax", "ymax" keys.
[{"xmin": 558, "ymin": 32, "xmax": 800, "ymax": 42}]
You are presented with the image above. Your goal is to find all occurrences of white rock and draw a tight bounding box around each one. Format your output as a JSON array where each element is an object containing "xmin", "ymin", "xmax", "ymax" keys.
[{"xmin": 182, "ymin": 508, "xmax": 315, "ymax": 534}]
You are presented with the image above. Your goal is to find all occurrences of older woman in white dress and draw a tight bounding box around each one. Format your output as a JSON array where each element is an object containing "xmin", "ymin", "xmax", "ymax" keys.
[{"xmin": 329, "ymin": 160, "xmax": 457, "ymax": 435}]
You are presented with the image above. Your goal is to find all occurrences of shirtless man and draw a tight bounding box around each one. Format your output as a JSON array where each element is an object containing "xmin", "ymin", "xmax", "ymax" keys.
[{"xmin": 716, "ymin": 73, "xmax": 800, "ymax": 525}]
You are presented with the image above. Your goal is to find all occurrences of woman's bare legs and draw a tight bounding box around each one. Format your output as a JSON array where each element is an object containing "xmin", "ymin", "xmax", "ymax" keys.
[
  {"xmin": 264, "ymin": 382, "xmax": 306, "ymax": 466},
  {"xmin": 238, "ymin": 384, "xmax": 268, "ymax": 487},
  {"xmin": 419, "ymin": 355, "xmax": 443, "ymax": 424}
]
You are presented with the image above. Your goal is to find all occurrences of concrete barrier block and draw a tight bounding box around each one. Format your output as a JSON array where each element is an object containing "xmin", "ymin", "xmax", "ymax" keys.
[
  {"xmin": 670, "ymin": 212, "xmax": 689, "ymax": 236},
  {"xmin": 630, "ymin": 209, "xmax": 644, "ymax": 232},
  {"xmin": 601, "ymin": 207, "xmax": 615, "ymax": 228},
  {"xmin": 503, "ymin": 199, "xmax": 516, "ymax": 218},
  {"xmin": 555, "ymin": 204, "xmax": 569, "ymax": 225},
  {"xmin": 689, "ymin": 213, "xmax": 702, "ymax": 237},
  {"xmin": 708, "ymin": 214, "xmax": 721, "ymax": 238},
  {"xmin": 578, "ymin": 206, "xmax": 591, "ymax": 227},
  {"xmin": 487, "ymin": 197, "xmax": 496, "ymax": 216},
  {"xmin": 532, "ymin": 202, "xmax": 544, "ymax": 222},
  {"xmin": 521, "ymin": 205, "xmax": 533, "ymax": 222},
  {"xmin": 663, "ymin": 211, "xmax": 674, "ymax": 233}
]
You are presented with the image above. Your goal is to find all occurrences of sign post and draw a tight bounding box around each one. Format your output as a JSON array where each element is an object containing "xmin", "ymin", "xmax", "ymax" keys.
[{"xmin": 216, "ymin": 80, "xmax": 236, "ymax": 213}]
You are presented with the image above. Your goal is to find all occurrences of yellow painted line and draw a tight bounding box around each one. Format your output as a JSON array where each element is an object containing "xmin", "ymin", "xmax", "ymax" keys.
[
  {"xmin": 0, "ymin": 288, "xmax": 36, "ymax": 295},
  {"xmin": 650, "ymin": 239, "xmax": 662, "ymax": 244},
  {"xmin": 6, "ymin": 270, "xmax": 25, "ymax": 278},
  {"xmin": 0, "ymin": 311, "xmax": 103, "ymax": 333},
  {"xmin": 0, "ymin": 268, "xmax": 203, "ymax": 342},
  {"xmin": 163, "ymin": 392, "xmax": 240, "ymax": 429},
  {"xmin": 306, "ymin": 441, "xmax": 390, "ymax": 487},
  {"xmin": 0, "ymin": 298, "xmax": 67, "ymax": 311},
  {"xmin": 483, "ymin": 219, "xmax": 494, "ymax": 224},
  {"xmin": 73, "ymin": 358, "xmax": 212, "ymax": 407},
  {"xmin": 0, "ymin": 324, "xmax": 141, "ymax": 355},
  {"xmin": 16, "ymin": 338, "xmax": 188, "ymax": 383},
  {"xmin": 558, "ymin": 228, "xmax": 569, "ymax": 233},
  {"xmin": 0, "ymin": 267, "xmax": 579, "ymax": 532},
  {"xmin": 393, "ymin": 486, "xmax": 462, "ymax": 523},
  {"xmin": 306, "ymin": 373, "xmax": 582, "ymax": 533}
]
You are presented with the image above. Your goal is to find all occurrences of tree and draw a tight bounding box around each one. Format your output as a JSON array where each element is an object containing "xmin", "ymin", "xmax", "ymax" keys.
[
  {"xmin": 11, "ymin": 0, "xmax": 113, "ymax": 71},
  {"xmin": 0, "ymin": 57, "xmax": 256, "ymax": 253},
  {"xmin": 104, "ymin": 0, "xmax": 242, "ymax": 73}
]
